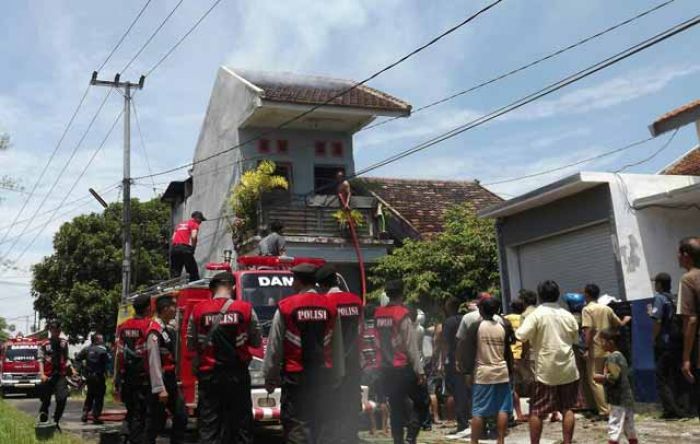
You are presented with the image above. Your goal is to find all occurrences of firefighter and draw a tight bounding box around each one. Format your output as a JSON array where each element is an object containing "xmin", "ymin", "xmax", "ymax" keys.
[
  {"xmin": 187, "ymin": 271, "xmax": 262, "ymax": 444},
  {"xmin": 116, "ymin": 293, "xmax": 152, "ymax": 444},
  {"xmin": 146, "ymin": 295, "xmax": 188, "ymax": 444},
  {"xmin": 170, "ymin": 210, "xmax": 205, "ymax": 282},
  {"xmin": 263, "ymin": 263, "xmax": 345, "ymax": 444},
  {"xmin": 37, "ymin": 319, "xmax": 70, "ymax": 430},
  {"xmin": 75, "ymin": 333, "xmax": 110, "ymax": 424},
  {"xmin": 316, "ymin": 264, "xmax": 363, "ymax": 444},
  {"xmin": 374, "ymin": 280, "xmax": 427, "ymax": 444}
]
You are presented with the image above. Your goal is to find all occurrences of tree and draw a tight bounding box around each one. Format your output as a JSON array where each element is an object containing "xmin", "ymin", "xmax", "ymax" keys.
[
  {"xmin": 369, "ymin": 203, "xmax": 500, "ymax": 310},
  {"xmin": 31, "ymin": 198, "xmax": 170, "ymax": 340},
  {"xmin": 0, "ymin": 317, "xmax": 10, "ymax": 343}
]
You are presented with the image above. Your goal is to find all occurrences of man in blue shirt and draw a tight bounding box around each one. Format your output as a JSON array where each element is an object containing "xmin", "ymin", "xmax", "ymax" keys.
[{"xmin": 649, "ymin": 272, "xmax": 685, "ymax": 419}]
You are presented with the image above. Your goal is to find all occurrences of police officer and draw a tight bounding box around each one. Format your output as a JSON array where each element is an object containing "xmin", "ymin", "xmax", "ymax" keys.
[
  {"xmin": 38, "ymin": 320, "xmax": 70, "ymax": 430},
  {"xmin": 187, "ymin": 271, "xmax": 262, "ymax": 444},
  {"xmin": 374, "ymin": 280, "xmax": 427, "ymax": 444},
  {"xmin": 316, "ymin": 264, "xmax": 363, "ymax": 444},
  {"xmin": 116, "ymin": 293, "xmax": 152, "ymax": 443},
  {"xmin": 146, "ymin": 295, "xmax": 187, "ymax": 444},
  {"xmin": 75, "ymin": 333, "xmax": 110, "ymax": 424},
  {"xmin": 263, "ymin": 263, "xmax": 344, "ymax": 444}
]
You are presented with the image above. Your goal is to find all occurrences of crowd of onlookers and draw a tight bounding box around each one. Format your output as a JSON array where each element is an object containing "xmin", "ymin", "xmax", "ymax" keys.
[{"xmin": 361, "ymin": 237, "xmax": 700, "ymax": 443}]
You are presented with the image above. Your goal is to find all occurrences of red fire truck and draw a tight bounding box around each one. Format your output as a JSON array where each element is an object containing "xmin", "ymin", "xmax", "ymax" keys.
[
  {"xmin": 0, "ymin": 336, "xmax": 43, "ymax": 397},
  {"xmin": 115, "ymin": 255, "xmax": 332, "ymax": 423}
]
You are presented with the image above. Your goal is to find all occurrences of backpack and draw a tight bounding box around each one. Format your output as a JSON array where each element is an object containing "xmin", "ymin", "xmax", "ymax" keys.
[{"xmin": 664, "ymin": 294, "xmax": 684, "ymax": 345}]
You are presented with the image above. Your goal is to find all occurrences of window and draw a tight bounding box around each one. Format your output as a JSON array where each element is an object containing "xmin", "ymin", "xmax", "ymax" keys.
[
  {"xmin": 258, "ymin": 139, "xmax": 270, "ymax": 154},
  {"xmin": 276, "ymin": 139, "xmax": 289, "ymax": 154},
  {"xmin": 331, "ymin": 141, "xmax": 343, "ymax": 157},
  {"xmin": 314, "ymin": 141, "xmax": 326, "ymax": 157},
  {"xmin": 272, "ymin": 163, "xmax": 293, "ymax": 189},
  {"xmin": 314, "ymin": 166, "xmax": 345, "ymax": 194}
]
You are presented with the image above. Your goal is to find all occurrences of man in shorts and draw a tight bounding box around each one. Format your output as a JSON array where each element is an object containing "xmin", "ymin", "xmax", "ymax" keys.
[{"xmin": 516, "ymin": 280, "xmax": 581, "ymax": 444}]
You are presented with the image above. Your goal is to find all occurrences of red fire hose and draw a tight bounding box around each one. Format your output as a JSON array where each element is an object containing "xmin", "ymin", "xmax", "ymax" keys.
[{"xmin": 338, "ymin": 192, "xmax": 367, "ymax": 302}]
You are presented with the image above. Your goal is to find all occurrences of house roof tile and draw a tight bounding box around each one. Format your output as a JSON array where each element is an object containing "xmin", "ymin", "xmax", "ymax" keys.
[
  {"xmin": 651, "ymin": 98, "xmax": 700, "ymax": 136},
  {"xmin": 355, "ymin": 177, "xmax": 503, "ymax": 236},
  {"xmin": 235, "ymin": 69, "xmax": 411, "ymax": 114},
  {"xmin": 661, "ymin": 146, "xmax": 700, "ymax": 176}
]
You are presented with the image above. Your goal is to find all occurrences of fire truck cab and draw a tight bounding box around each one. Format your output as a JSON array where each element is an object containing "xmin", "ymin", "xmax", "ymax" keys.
[
  {"xmin": 115, "ymin": 255, "xmax": 333, "ymax": 423},
  {"xmin": 0, "ymin": 336, "xmax": 43, "ymax": 397}
]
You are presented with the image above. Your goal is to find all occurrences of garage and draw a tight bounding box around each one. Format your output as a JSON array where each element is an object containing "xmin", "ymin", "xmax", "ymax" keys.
[{"xmin": 516, "ymin": 222, "xmax": 621, "ymax": 296}]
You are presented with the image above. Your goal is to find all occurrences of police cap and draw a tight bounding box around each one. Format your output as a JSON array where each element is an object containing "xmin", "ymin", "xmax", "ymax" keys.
[
  {"xmin": 209, "ymin": 271, "xmax": 235, "ymax": 291},
  {"xmin": 291, "ymin": 263, "xmax": 318, "ymax": 282},
  {"xmin": 132, "ymin": 293, "xmax": 151, "ymax": 309},
  {"xmin": 315, "ymin": 264, "xmax": 338, "ymax": 286}
]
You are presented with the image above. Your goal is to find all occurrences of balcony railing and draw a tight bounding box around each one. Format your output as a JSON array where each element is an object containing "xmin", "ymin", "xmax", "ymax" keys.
[{"xmin": 258, "ymin": 192, "xmax": 378, "ymax": 239}]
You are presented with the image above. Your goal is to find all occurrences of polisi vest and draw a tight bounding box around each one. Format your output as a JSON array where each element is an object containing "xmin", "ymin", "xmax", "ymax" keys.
[
  {"xmin": 116, "ymin": 317, "xmax": 151, "ymax": 381},
  {"xmin": 374, "ymin": 304, "xmax": 410, "ymax": 369},
  {"xmin": 42, "ymin": 338, "xmax": 68, "ymax": 377},
  {"xmin": 147, "ymin": 320, "xmax": 177, "ymax": 373},
  {"xmin": 279, "ymin": 292, "xmax": 337, "ymax": 374},
  {"xmin": 326, "ymin": 291, "xmax": 363, "ymax": 374},
  {"xmin": 191, "ymin": 298, "xmax": 253, "ymax": 372}
]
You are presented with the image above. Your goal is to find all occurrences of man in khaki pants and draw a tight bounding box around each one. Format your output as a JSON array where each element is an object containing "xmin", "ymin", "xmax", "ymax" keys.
[{"xmin": 581, "ymin": 284, "xmax": 631, "ymax": 417}]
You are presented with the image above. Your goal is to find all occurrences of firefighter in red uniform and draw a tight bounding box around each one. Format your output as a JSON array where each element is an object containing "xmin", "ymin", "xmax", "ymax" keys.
[
  {"xmin": 263, "ymin": 263, "xmax": 345, "ymax": 444},
  {"xmin": 146, "ymin": 295, "xmax": 188, "ymax": 444},
  {"xmin": 38, "ymin": 320, "xmax": 70, "ymax": 430},
  {"xmin": 316, "ymin": 264, "xmax": 363, "ymax": 444},
  {"xmin": 115, "ymin": 293, "xmax": 152, "ymax": 444},
  {"xmin": 170, "ymin": 210, "xmax": 205, "ymax": 281},
  {"xmin": 187, "ymin": 271, "xmax": 262, "ymax": 444},
  {"xmin": 374, "ymin": 280, "xmax": 427, "ymax": 444}
]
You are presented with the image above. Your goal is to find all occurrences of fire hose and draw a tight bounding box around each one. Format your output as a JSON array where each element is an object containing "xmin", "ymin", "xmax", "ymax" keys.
[{"xmin": 338, "ymin": 192, "xmax": 367, "ymax": 302}]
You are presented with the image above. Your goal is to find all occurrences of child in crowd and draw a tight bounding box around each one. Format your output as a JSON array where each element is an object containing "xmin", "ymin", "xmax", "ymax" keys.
[
  {"xmin": 504, "ymin": 298, "xmax": 527, "ymax": 422},
  {"xmin": 594, "ymin": 328, "xmax": 638, "ymax": 444}
]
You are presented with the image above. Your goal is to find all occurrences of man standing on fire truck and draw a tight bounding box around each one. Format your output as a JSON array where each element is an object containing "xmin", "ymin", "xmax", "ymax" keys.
[
  {"xmin": 38, "ymin": 320, "xmax": 70, "ymax": 430},
  {"xmin": 317, "ymin": 264, "xmax": 363, "ymax": 444},
  {"xmin": 146, "ymin": 295, "xmax": 188, "ymax": 444},
  {"xmin": 116, "ymin": 293, "xmax": 152, "ymax": 444},
  {"xmin": 170, "ymin": 210, "xmax": 205, "ymax": 282},
  {"xmin": 374, "ymin": 280, "xmax": 427, "ymax": 444},
  {"xmin": 263, "ymin": 263, "xmax": 345, "ymax": 444},
  {"xmin": 187, "ymin": 271, "xmax": 262, "ymax": 444}
]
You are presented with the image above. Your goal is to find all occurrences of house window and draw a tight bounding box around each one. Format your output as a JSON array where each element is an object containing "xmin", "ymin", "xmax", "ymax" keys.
[
  {"xmin": 331, "ymin": 141, "xmax": 343, "ymax": 157},
  {"xmin": 277, "ymin": 139, "xmax": 289, "ymax": 154},
  {"xmin": 259, "ymin": 161, "xmax": 292, "ymax": 190},
  {"xmin": 314, "ymin": 166, "xmax": 345, "ymax": 194},
  {"xmin": 258, "ymin": 139, "xmax": 270, "ymax": 154},
  {"xmin": 315, "ymin": 141, "xmax": 326, "ymax": 156}
]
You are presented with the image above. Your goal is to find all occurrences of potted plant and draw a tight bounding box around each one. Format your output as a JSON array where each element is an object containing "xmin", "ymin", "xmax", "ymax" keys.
[{"xmin": 332, "ymin": 209, "xmax": 365, "ymax": 237}]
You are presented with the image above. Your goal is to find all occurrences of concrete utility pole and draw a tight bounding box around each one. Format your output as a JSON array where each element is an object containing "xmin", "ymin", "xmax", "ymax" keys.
[{"xmin": 90, "ymin": 72, "xmax": 145, "ymax": 303}]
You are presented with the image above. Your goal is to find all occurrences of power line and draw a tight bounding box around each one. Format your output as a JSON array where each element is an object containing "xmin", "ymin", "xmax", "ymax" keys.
[
  {"xmin": 615, "ymin": 128, "xmax": 680, "ymax": 173},
  {"xmin": 134, "ymin": 0, "xmax": 505, "ymax": 180},
  {"xmin": 0, "ymin": 90, "xmax": 114, "ymax": 261},
  {"xmin": 363, "ymin": 0, "xmax": 677, "ymax": 131},
  {"xmin": 121, "ymin": 0, "xmax": 185, "ymax": 74},
  {"xmin": 145, "ymin": 0, "xmax": 226, "ymax": 76},
  {"xmin": 483, "ymin": 137, "xmax": 655, "ymax": 186},
  {"xmin": 131, "ymin": 98, "xmax": 157, "ymax": 196},
  {"xmin": 9, "ymin": 111, "xmax": 124, "ymax": 267},
  {"xmin": 96, "ymin": 0, "xmax": 154, "ymax": 72},
  {"xmin": 349, "ymin": 13, "xmax": 700, "ymax": 180}
]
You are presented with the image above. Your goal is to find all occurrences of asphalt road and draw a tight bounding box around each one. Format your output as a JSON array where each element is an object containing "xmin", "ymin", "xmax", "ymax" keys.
[{"xmin": 4, "ymin": 392, "xmax": 283, "ymax": 443}]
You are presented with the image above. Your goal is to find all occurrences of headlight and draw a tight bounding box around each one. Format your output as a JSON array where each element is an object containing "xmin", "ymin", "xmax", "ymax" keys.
[{"xmin": 249, "ymin": 357, "xmax": 265, "ymax": 387}]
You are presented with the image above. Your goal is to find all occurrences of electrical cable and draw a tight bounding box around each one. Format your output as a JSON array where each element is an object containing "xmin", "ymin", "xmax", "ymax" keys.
[
  {"xmin": 348, "ymin": 13, "xmax": 700, "ymax": 181},
  {"xmin": 131, "ymin": 98, "xmax": 158, "ymax": 196},
  {"xmin": 615, "ymin": 128, "xmax": 679, "ymax": 172},
  {"xmin": 363, "ymin": 0, "xmax": 678, "ymax": 131},
  {"xmin": 133, "ymin": 0, "xmax": 505, "ymax": 180},
  {"xmin": 483, "ymin": 137, "xmax": 655, "ymax": 186},
  {"xmin": 9, "ymin": 110, "xmax": 124, "ymax": 267},
  {"xmin": 97, "ymin": 0, "xmax": 154, "ymax": 72},
  {"xmin": 121, "ymin": 0, "xmax": 185, "ymax": 74}
]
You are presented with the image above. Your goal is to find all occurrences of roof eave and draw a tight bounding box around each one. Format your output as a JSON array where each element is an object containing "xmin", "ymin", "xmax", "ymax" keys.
[{"xmin": 650, "ymin": 105, "xmax": 700, "ymax": 137}]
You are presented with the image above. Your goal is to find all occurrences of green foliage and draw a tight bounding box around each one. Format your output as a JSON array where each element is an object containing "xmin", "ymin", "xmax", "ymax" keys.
[
  {"xmin": 332, "ymin": 209, "xmax": 366, "ymax": 229},
  {"xmin": 370, "ymin": 203, "xmax": 500, "ymax": 307},
  {"xmin": 228, "ymin": 160, "xmax": 288, "ymax": 234},
  {"xmin": 31, "ymin": 198, "xmax": 170, "ymax": 340},
  {"xmin": 0, "ymin": 317, "xmax": 9, "ymax": 343},
  {"xmin": 0, "ymin": 397, "xmax": 87, "ymax": 443}
]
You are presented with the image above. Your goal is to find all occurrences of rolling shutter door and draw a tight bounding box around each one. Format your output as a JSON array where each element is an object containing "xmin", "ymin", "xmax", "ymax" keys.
[{"xmin": 517, "ymin": 222, "xmax": 620, "ymax": 296}]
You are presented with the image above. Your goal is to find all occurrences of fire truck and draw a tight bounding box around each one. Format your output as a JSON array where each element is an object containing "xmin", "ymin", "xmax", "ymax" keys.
[
  {"xmin": 115, "ymin": 255, "xmax": 340, "ymax": 423},
  {"xmin": 0, "ymin": 336, "xmax": 43, "ymax": 397}
]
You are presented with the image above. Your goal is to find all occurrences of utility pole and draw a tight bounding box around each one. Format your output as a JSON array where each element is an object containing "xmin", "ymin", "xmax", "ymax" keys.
[{"xmin": 90, "ymin": 72, "xmax": 145, "ymax": 303}]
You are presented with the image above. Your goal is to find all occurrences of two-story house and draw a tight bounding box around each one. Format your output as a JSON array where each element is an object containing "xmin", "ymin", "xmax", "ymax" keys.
[{"xmin": 162, "ymin": 67, "xmax": 412, "ymax": 292}]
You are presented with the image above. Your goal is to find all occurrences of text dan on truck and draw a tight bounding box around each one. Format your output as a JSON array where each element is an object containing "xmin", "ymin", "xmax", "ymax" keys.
[{"xmin": 114, "ymin": 255, "xmax": 367, "ymax": 423}]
